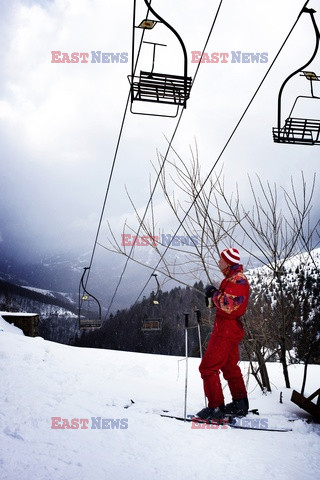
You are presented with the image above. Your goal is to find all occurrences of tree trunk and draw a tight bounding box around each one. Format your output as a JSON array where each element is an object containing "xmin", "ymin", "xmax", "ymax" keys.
[
  {"xmin": 244, "ymin": 341, "xmax": 271, "ymax": 392},
  {"xmin": 280, "ymin": 341, "xmax": 291, "ymax": 388},
  {"xmin": 256, "ymin": 347, "xmax": 272, "ymax": 392},
  {"xmin": 301, "ymin": 350, "xmax": 312, "ymax": 396}
]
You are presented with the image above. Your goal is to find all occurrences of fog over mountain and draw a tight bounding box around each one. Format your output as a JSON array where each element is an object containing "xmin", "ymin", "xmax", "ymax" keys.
[{"xmin": 1, "ymin": 0, "xmax": 320, "ymax": 310}]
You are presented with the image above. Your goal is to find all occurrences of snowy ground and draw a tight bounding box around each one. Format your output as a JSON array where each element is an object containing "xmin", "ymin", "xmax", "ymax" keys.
[{"xmin": 0, "ymin": 317, "xmax": 319, "ymax": 480}]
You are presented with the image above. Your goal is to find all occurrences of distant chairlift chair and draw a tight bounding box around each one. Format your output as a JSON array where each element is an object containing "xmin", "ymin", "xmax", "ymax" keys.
[
  {"xmin": 142, "ymin": 273, "xmax": 162, "ymax": 332},
  {"xmin": 78, "ymin": 267, "xmax": 102, "ymax": 330},
  {"xmin": 141, "ymin": 316, "xmax": 162, "ymax": 332}
]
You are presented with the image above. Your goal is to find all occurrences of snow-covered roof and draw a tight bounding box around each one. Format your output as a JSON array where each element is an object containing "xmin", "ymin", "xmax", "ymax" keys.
[{"xmin": 0, "ymin": 311, "xmax": 39, "ymax": 317}]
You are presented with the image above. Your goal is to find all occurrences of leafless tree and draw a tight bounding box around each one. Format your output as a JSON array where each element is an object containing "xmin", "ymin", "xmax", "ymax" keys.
[{"xmin": 103, "ymin": 144, "xmax": 318, "ymax": 389}]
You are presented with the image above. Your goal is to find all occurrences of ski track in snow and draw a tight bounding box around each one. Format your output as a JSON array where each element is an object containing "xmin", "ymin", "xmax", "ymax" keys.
[{"xmin": 0, "ymin": 317, "xmax": 319, "ymax": 480}]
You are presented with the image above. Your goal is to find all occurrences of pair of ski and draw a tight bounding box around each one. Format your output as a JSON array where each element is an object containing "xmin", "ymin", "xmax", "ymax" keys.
[
  {"xmin": 123, "ymin": 400, "xmax": 292, "ymax": 431},
  {"xmin": 160, "ymin": 410, "xmax": 292, "ymax": 432}
]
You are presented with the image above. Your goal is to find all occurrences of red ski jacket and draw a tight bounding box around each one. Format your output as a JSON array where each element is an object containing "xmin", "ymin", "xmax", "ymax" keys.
[{"xmin": 211, "ymin": 264, "xmax": 250, "ymax": 339}]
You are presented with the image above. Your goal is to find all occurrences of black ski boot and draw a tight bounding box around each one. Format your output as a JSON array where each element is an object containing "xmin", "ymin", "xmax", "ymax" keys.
[
  {"xmin": 195, "ymin": 404, "xmax": 225, "ymax": 422},
  {"xmin": 224, "ymin": 397, "xmax": 249, "ymax": 417}
]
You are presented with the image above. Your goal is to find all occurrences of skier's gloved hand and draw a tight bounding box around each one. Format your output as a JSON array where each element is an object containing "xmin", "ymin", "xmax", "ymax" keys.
[
  {"xmin": 205, "ymin": 285, "xmax": 218, "ymax": 307},
  {"xmin": 205, "ymin": 285, "xmax": 218, "ymax": 297}
]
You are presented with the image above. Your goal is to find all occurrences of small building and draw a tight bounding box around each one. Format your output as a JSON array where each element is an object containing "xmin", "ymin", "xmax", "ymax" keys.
[{"xmin": 0, "ymin": 312, "xmax": 40, "ymax": 337}]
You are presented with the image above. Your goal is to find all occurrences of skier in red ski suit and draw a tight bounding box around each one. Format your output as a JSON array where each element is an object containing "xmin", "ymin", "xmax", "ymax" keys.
[{"xmin": 197, "ymin": 247, "xmax": 250, "ymax": 421}]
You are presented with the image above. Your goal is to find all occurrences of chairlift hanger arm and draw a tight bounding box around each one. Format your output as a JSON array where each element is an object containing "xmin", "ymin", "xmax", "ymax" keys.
[
  {"xmin": 143, "ymin": 41, "xmax": 167, "ymax": 74},
  {"xmin": 143, "ymin": 0, "xmax": 189, "ymax": 81},
  {"xmin": 151, "ymin": 272, "xmax": 160, "ymax": 299},
  {"xmin": 79, "ymin": 267, "xmax": 102, "ymax": 320},
  {"xmin": 277, "ymin": 3, "xmax": 320, "ymax": 130}
]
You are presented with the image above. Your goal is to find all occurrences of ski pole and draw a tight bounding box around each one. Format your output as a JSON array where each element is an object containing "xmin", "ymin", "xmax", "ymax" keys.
[
  {"xmin": 195, "ymin": 309, "xmax": 207, "ymax": 407},
  {"xmin": 184, "ymin": 313, "xmax": 189, "ymax": 421},
  {"xmin": 195, "ymin": 309, "xmax": 203, "ymax": 358}
]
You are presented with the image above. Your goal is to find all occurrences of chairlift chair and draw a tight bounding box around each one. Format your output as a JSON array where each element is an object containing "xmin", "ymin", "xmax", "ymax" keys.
[
  {"xmin": 273, "ymin": 94, "xmax": 320, "ymax": 145},
  {"xmin": 78, "ymin": 267, "xmax": 102, "ymax": 330},
  {"xmin": 273, "ymin": 7, "xmax": 320, "ymax": 145},
  {"xmin": 79, "ymin": 318, "xmax": 102, "ymax": 330},
  {"xmin": 141, "ymin": 272, "xmax": 162, "ymax": 332},
  {"xmin": 141, "ymin": 317, "xmax": 163, "ymax": 332},
  {"xmin": 129, "ymin": 0, "xmax": 192, "ymax": 117}
]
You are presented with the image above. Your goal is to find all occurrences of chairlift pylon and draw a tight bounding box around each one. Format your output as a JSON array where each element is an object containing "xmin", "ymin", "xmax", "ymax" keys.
[
  {"xmin": 128, "ymin": 0, "xmax": 192, "ymax": 117},
  {"xmin": 78, "ymin": 267, "xmax": 102, "ymax": 330},
  {"xmin": 273, "ymin": 7, "xmax": 320, "ymax": 145}
]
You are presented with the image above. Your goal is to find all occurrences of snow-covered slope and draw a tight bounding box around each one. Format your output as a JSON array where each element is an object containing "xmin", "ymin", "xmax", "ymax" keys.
[
  {"xmin": 0, "ymin": 318, "xmax": 319, "ymax": 480},
  {"xmin": 246, "ymin": 247, "xmax": 320, "ymax": 284}
]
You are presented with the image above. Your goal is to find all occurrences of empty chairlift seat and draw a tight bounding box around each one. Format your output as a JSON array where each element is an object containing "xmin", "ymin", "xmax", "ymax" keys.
[
  {"xmin": 79, "ymin": 318, "xmax": 102, "ymax": 330},
  {"xmin": 141, "ymin": 317, "xmax": 162, "ymax": 332},
  {"xmin": 131, "ymin": 71, "xmax": 192, "ymax": 107},
  {"xmin": 273, "ymin": 117, "xmax": 320, "ymax": 145}
]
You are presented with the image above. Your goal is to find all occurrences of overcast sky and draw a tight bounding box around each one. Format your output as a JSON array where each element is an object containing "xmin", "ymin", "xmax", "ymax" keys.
[{"xmin": 1, "ymin": 0, "xmax": 320, "ymax": 286}]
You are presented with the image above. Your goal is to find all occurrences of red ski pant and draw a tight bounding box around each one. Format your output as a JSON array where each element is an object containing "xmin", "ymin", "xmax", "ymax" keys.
[{"xmin": 199, "ymin": 331, "xmax": 247, "ymax": 409}]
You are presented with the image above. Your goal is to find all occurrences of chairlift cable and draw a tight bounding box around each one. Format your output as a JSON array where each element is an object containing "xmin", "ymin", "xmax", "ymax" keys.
[
  {"xmin": 133, "ymin": 0, "xmax": 310, "ymax": 304},
  {"xmin": 192, "ymin": 0, "xmax": 223, "ymax": 85},
  {"xmin": 104, "ymin": 108, "xmax": 184, "ymax": 317},
  {"xmin": 131, "ymin": 0, "xmax": 153, "ymax": 79},
  {"xmin": 79, "ymin": 1, "xmax": 154, "ymax": 311},
  {"xmin": 104, "ymin": 1, "xmax": 225, "ymax": 316}
]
